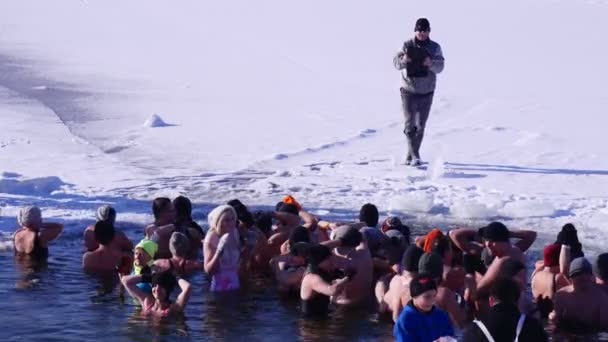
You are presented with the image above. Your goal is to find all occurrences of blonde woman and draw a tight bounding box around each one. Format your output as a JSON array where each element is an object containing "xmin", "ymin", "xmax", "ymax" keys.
[{"xmin": 204, "ymin": 205, "xmax": 241, "ymax": 292}]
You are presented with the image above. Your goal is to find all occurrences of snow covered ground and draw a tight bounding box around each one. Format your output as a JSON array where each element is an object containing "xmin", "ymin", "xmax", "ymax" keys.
[{"xmin": 1, "ymin": 0, "xmax": 608, "ymax": 252}]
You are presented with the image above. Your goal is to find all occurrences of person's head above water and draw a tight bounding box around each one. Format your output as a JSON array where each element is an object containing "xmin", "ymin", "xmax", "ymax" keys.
[
  {"xmin": 17, "ymin": 206, "xmax": 42, "ymax": 229},
  {"xmin": 173, "ymin": 196, "xmax": 193, "ymax": 221},
  {"xmin": 409, "ymin": 275, "xmax": 437, "ymax": 312},
  {"xmin": 207, "ymin": 205, "xmax": 237, "ymax": 236},
  {"xmin": 333, "ymin": 226, "xmax": 363, "ymax": 248},
  {"xmin": 402, "ymin": 245, "xmax": 425, "ymax": 273},
  {"xmin": 94, "ymin": 221, "xmax": 115, "ymax": 246},
  {"xmin": 151, "ymin": 271, "xmax": 178, "ymax": 302},
  {"xmin": 418, "ymin": 252, "xmax": 443, "ymax": 281},
  {"xmin": 569, "ymin": 257, "xmax": 593, "ymax": 279},
  {"xmin": 169, "ymin": 232, "xmax": 190, "ymax": 258},
  {"xmin": 227, "ymin": 199, "xmax": 254, "ymax": 228},
  {"xmin": 480, "ymin": 222, "xmax": 511, "ymax": 256},
  {"xmin": 359, "ymin": 203, "xmax": 379, "ymax": 227},
  {"xmin": 96, "ymin": 205, "xmax": 116, "ymax": 225},
  {"xmin": 306, "ymin": 245, "xmax": 333, "ymax": 272},
  {"xmin": 152, "ymin": 197, "xmax": 175, "ymax": 224},
  {"xmin": 135, "ymin": 239, "xmax": 158, "ymax": 267},
  {"xmin": 289, "ymin": 226, "xmax": 311, "ymax": 246},
  {"xmin": 594, "ymin": 253, "xmax": 608, "ymax": 283},
  {"xmin": 543, "ymin": 244, "xmax": 561, "ymax": 268}
]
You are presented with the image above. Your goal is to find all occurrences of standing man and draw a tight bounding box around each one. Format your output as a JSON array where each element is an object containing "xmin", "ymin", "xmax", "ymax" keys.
[{"xmin": 394, "ymin": 18, "xmax": 444, "ymax": 166}]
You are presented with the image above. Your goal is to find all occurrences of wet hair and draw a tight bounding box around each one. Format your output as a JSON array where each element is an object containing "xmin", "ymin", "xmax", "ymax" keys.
[
  {"xmin": 152, "ymin": 271, "xmax": 178, "ymax": 301},
  {"xmin": 306, "ymin": 245, "xmax": 332, "ymax": 272},
  {"xmin": 253, "ymin": 211, "xmax": 273, "ymax": 236},
  {"xmin": 94, "ymin": 221, "xmax": 115, "ymax": 246},
  {"xmin": 173, "ymin": 196, "xmax": 193, "ymax": 219},
  {"xmin": 359, "ymin": 203, "xmax": 379, "ymax": 227},
  {"xmin": 490, "ymin": 277, "xmax": 521, "ymax": 304},
  {"xmin": 431, "ymin": 235, "xmax": 451, "ymax": 259},
  {"xmin": 277, "ymin": 203, "xmax": 299, "ymax": 216},
  {"xmin": 169, "ymin": 232, "xmax": 190, "ymax": 258},
  {"xmin": 289, "ymin": 226, "xmax": 310, "ymax": 246},
  {"xmin": 152, "ymin": 197, "xmax": 172, "ymax": 220},
  {"xmin": 227, "ymin": 199, "xmax": 254, "ymax": 227}
]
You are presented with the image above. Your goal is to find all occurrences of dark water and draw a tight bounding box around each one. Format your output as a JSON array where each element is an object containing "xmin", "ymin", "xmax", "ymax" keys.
[{"xmin": 1, "ymin": 219, "xmax": 608, "ymax": 342}]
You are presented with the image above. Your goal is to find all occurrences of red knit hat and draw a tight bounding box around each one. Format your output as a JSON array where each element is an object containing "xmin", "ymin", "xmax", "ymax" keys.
[{"xmin": 543, "ymin": 244, "xmax": 561, "ymax": 267}]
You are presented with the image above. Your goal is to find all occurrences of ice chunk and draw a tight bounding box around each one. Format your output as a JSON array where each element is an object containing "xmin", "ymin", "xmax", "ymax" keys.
[
  {"xmin": 500, "ymin": 200, "xmax": 555, "ymax": 218},
  {"xmin": 389, "ymin": 192, "xmax": 435, "ymax": 213},
  {"xmin": 451, "ymin": 200, "xmax": 498, "ymax": 219}
]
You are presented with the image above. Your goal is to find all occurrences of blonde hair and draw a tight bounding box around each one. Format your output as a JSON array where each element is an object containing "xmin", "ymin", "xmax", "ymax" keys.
[{"xmin": 207, "ymin": 205, "xmax": 237, "ymax": 232}]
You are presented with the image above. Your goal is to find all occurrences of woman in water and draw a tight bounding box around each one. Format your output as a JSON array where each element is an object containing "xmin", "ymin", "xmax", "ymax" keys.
[
  {"xmin": 155, "ymin": 232, "xmax": 204, "ymax": 277},
  {"xmin": 300, "ymin": 244, "xmax": 351, "ymax": 316},
  {"xmin": 121, "ymin": 270, "xmax": 191, "ymax": 318},
  {"xmin": 204, "ymin": 205, "xmax": 241, "ymax": 292},
  {"xmin": 83, "ymin": 205, "xmax": 133, "ymax": 253},
  {"xmin": 13, "ymin": 206, "xmax": 63, "ymax": 258}
]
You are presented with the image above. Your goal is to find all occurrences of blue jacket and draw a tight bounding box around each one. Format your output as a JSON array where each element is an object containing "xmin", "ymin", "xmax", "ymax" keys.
[{"xmin": 394, "ymin": 301, "xmax": 454, "ymax": 342}]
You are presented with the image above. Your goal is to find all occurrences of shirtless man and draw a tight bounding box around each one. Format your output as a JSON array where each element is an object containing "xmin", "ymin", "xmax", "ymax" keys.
[
  {"xmin": 144, "ymin": 197, "xmax": 177, "ymax": 259},
  {"xmin": 83, "ymin": 221, "xmax": 130, "ymax": 274},
  {"xmin": 332, "ymin": 226, "xmax": 373, "ymax": 307},
  {"xmin": 451, "ymin": 223, "xmax": 536, "ymax": 294},
  {"xmin": 380, "ymin": 245, "xmax": 423, "ymax": 322},
  {"xmin": 266, "ymin": 204, "xmax": 318, "ymax": 258},
  {"xmin": 83, "ymin": 205, "xmax": 133, "ymax": 253},
  {"xmin": 551, "ymin": 257, "xmax": 608, "ymax": 332}
]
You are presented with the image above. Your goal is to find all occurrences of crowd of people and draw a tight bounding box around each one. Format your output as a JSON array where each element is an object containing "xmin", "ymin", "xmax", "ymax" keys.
[{"xmin": 11, "ymin": 195, "xmax": 608, "ymax": 341}]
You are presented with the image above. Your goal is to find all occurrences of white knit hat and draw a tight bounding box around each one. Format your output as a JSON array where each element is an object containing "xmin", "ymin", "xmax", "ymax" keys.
[
  {"xmin": 18, "ymin": 206, "xmax": 42, "ymax": 228},
  {"xmin": 96, "ymin": 205, "xmax": 116, "ymax": 224},
  {"xmin": 207, "ymin": 205, "xmax": 237, "ymax": 232}
]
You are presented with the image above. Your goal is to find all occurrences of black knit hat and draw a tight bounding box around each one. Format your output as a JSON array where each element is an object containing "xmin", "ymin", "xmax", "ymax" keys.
[
  {"xmin": 415, "ymin": 18, "xmax": 431, "ymax": 32},
  {"xmin": 402, "ymin": 245, "xmax": 424, "ymax": 272},
  {"xmin": 410, "ymin": 275, "xmax": 437, "ymax": 298}
]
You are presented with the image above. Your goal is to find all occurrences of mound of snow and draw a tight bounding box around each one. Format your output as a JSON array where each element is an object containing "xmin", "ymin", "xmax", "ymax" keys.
[
  {"xmin": 143, "ymin": 114, "xmax": 169, "ymax": 128},
  {"xmin": 389, "ymin": 193, "xmax": 435, "ymax": 214},
  {"xmin": 451, "ymin": 200, "xmax": 498, "ymax": 219},
  {"xmin": 0, "ymin": 176, "xmax": 67, "ymax": 196},
  {"xmin": 500, "ymin": 200, "xmax": 556, "ymax": 218}
]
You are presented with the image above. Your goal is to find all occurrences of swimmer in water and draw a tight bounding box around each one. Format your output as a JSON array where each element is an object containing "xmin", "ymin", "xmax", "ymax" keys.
[
  {"xmin": 121, "ymin": 270, "xmax": 191, "ymax": 318},
  {"xmin": 300, "ymin": 244, "xmax": 351, "ymax": 316},
  {"xmin": 83, "ymin": 221, "xmax": 132, "ymax": 275},
  {"xmin": 83, "ymin": 205, "xmax": 133, "ymax": 253},
  {"xmin": 204, "ymin": 205, "xmax": 241, "ymax": 292},
  {"xmin": 154, "ymin": 232, "xmax": 204, "ymax": 277},
  {"xmin": 145, "ymin": 198, "xmax": 177, "ymax": 259},
  {"xmin": 13, "ymin": 206, "xmax": 63, "ymax": 259}
]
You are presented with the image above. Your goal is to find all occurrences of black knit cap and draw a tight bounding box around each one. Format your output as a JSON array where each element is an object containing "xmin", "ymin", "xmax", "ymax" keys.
[
  {"xmin": 415, "ymin": 18, "xmax": 431, "ymax": 32},
  {"xmin": 410, "ymin": 275, "xmax": 437, "ymax": 298},
  {"xmin": 402, "ymin": 245, "xmax": 424, "ymax": 272}
]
